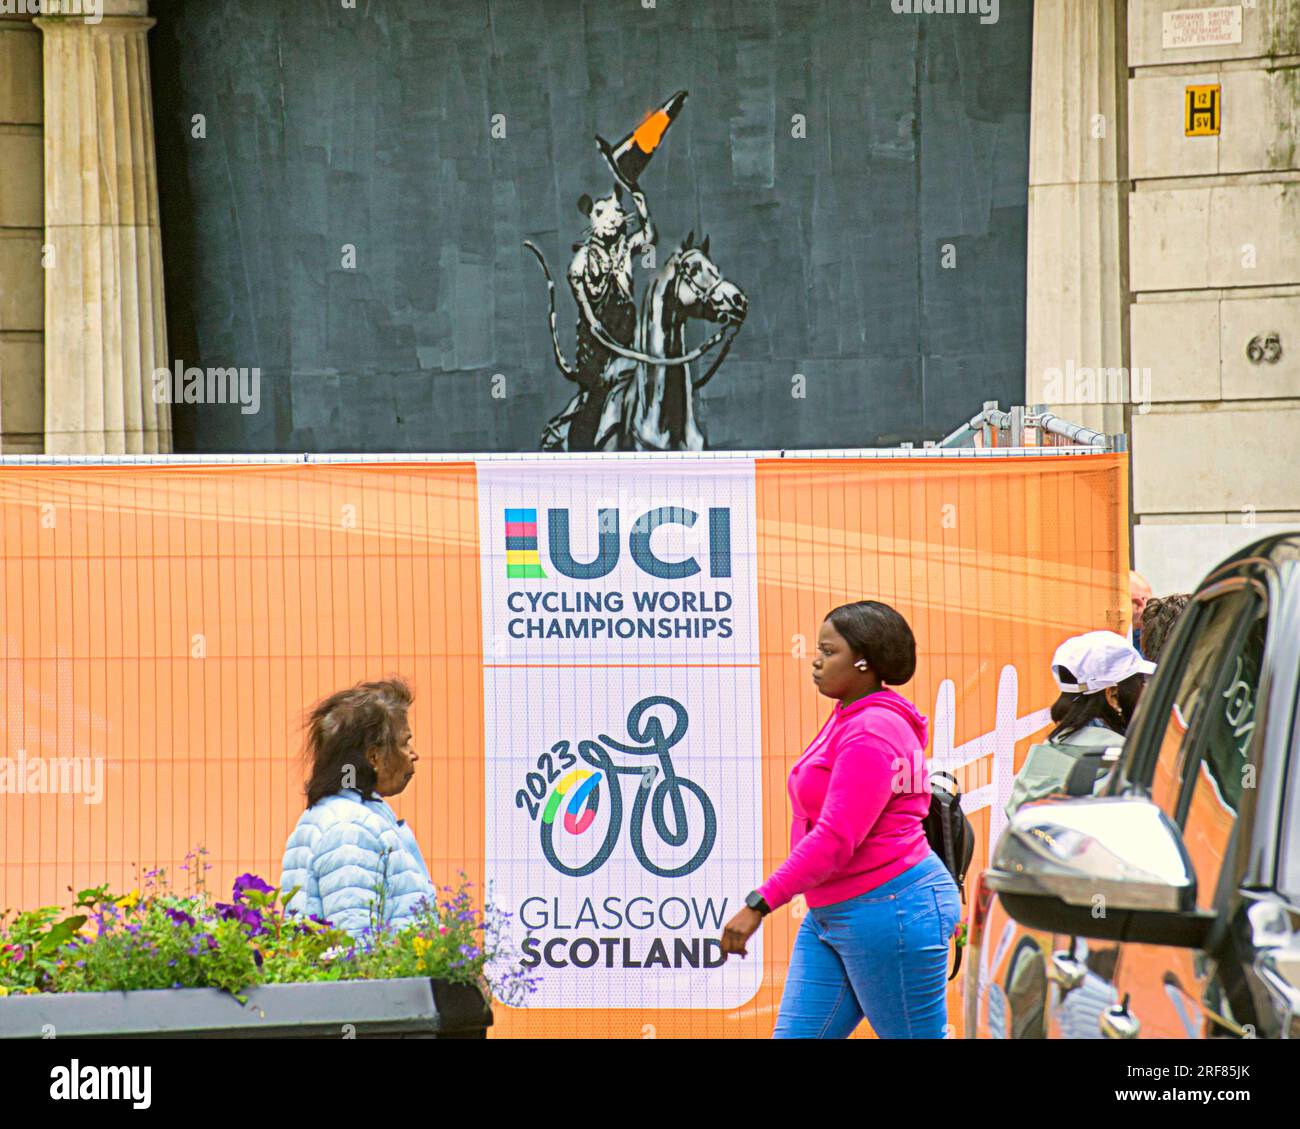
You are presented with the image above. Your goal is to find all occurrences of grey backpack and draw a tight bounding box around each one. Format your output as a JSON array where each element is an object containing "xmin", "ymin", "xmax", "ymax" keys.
[{"xmin": 1004, "ymin": 727, "xmax": 1124, "ymax": 817}]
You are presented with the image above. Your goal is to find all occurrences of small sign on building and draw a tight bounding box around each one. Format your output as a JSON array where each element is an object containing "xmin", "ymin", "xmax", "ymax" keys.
[
  {"xmin": 1163, "ymin": 6, "xmax": 1244, "ymax": 50},
  {"xmin": 1185, "ymin": 84, "xmax": 1221, "ymax": 137}
]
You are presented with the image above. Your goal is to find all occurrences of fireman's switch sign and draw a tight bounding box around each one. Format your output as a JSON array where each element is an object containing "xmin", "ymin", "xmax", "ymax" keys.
[{"xmin": 1185, "ymin": 84, "xmax": 1221, "ymax": 137}]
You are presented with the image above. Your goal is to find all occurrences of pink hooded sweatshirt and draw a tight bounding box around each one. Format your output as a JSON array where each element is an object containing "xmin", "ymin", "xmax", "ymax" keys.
[{"xmin": 757, "ymin": 688, "xmax": 932, "ymax": 911}]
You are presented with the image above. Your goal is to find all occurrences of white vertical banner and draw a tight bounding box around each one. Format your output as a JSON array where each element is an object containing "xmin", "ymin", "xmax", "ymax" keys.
[{"xmin": 477, "ymin": 458, "xmax": 763, "ymax": 1009}]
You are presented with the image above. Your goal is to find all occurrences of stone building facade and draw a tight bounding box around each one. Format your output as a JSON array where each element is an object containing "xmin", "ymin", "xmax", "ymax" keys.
[{"xmin": 1027, "ymin": 0, "xmax": 1300, "ymax": 590}]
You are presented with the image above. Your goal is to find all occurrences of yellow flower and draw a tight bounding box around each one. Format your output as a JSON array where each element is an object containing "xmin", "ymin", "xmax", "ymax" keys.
[
  {"xmin": 0, "ymin": 985, "xmax": 9, "ymax": 997},
  {"xmin": 114, "ymin": 889, "xmax": 140, "ymax": 910},
  {"xmin": 412, "ymin": 936, "xmax": 431, "ymax": 958}
]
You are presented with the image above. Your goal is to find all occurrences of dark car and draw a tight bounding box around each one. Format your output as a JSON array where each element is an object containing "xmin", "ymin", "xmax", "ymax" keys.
[{"xmin": 966, "ymin": 532, "xmax": 1300, "ymax": 1039}]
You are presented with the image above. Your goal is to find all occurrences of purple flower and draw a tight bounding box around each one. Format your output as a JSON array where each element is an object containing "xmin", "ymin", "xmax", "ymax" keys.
[
  {"xmin": 165, "ymin": 907, "xmax": 196, "ymax": 928},
  {"xmin": 252, "ymin": 948, "xmax": 264, "ymax": 968},
  {"xmin": 215, "ymin": 902, "xmax": 264, "ymax": 933},
  {"xmin": 187, "ymin": 933, "xmax": 218, "ymax": 956},
  {"xmin": 232, "ymin": 873, "xmax": 275, "ymax": 901},
  {"xmin": 125, "ymin": 923, "xmax": 141, "ymax": 936}
]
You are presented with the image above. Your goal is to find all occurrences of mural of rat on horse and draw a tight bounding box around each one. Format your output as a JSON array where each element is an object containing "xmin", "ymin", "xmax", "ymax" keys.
[
  {"xmin": 527, "ymin": 230, "xmax": 747, "ymax": 451},
  {"xmin": 524, "ymin": 90, "xmax": 748, "ymax": 451}
]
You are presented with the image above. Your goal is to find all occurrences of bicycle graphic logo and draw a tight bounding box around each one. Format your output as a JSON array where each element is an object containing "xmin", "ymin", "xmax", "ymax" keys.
[{"xmin": 513, "ymin": 695, "xmax": 717, "ymax": 878}]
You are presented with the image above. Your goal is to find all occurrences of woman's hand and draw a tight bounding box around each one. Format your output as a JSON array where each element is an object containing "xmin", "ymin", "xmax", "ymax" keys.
[{"xmin": 720, "ymin": 906, "xmax": 764, "ymax": 958}]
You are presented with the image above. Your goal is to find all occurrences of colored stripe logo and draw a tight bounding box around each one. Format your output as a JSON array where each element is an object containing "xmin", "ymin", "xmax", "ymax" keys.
[
  {"xmin": 505, "ymin": 507, "xmax": 547, "ymax": 578},
  {"xmin": 542, "ymin": 769, "xmax": 602, "ymax": 835}
]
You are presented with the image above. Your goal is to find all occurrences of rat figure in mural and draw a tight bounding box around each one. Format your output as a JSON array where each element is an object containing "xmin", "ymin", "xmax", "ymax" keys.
[
  {"xmin": 564, "ymin": 177, "xmax": 656, "ymax": 451},
  {"xmin": 525, "ymin": 91, "xmax": 748, "ymax": 452}
]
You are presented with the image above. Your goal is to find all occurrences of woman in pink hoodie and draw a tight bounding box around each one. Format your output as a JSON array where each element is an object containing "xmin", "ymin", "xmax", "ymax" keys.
[{"xmin": 720, "ymin": 600, "xmax": 960, "ymax": 1038}]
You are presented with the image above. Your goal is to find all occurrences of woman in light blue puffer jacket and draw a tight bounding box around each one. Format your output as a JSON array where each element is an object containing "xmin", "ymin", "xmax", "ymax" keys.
[{"xmin": 280, "ymin": 678, "xmax": 438, "ymax": 937}]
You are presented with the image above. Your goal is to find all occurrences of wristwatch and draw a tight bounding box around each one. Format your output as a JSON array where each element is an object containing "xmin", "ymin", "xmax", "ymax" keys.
[{"xmin": 745, "ymin": 890, "xmax": 771, "ymax": 917}]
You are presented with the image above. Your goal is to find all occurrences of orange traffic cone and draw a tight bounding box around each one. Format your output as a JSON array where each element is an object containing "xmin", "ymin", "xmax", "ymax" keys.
[{"xmin": 595, "ymin": 90, "xmax": 688, "ymax": 189}]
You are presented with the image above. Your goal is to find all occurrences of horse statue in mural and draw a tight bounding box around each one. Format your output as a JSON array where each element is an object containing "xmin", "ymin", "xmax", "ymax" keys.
[{"xmin": 526, "ymin": 233, "xmax": 748, "ymax": 451}]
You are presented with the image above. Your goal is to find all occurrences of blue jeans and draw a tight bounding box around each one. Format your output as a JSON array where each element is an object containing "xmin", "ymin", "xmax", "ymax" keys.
[{"xmin": 773, "ymin": 851, "xmax": 961, "ymax": 1039}]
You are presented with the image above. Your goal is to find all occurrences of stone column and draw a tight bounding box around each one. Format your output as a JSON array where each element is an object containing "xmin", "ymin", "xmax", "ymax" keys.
[
  {"xmin": 35, "ymin": 0, "xmax": 170, "ymax": 454},
  {"xmin": 1024, "ymin": 0, "xmax": 1130, "ymax": 437},
  {"xmin": 0, "ymin": 13, "xmax": 44, "ymax": 453}
]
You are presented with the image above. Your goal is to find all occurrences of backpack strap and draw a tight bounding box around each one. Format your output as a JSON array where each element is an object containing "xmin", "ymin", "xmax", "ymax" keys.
[
  {"xmin": 933, "ymin": 772, "xmax": 965, "ymax": 899},
  {"xmin": 933, "ymin": 770, "xmax": 967, "ymax": 981},
  {"xmin": 1064, "ymin": 750, "xmax": 1107, "ymax": 796},
  {"xmin": 939, "ymin": 791, "xmax": 955, "ymax": 874}
]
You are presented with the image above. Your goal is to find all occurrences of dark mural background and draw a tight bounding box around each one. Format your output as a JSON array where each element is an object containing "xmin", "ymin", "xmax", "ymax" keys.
[{"xmin": 149, "ymin": 0, "xmax": 1032, "ymax": 454}]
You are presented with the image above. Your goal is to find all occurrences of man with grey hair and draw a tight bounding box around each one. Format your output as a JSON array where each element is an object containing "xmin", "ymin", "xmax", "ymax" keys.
[{"xmin": 1130, "ymin": 570, "xmax": 1153, "ymax": 656}]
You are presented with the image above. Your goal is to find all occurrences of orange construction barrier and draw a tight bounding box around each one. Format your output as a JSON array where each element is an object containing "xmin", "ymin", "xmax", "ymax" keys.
[{"xmin": 0, "ymin": 452, "xmax": 1128, "ymax": 1036}]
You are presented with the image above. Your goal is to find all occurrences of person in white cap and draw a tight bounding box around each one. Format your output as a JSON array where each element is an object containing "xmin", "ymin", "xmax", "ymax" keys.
[{"xmin": 1005, "ymin": 630, "xmax": 1156, "ymax": 815}]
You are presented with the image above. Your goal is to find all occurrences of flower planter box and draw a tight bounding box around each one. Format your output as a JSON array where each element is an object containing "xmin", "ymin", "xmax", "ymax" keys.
[{"xmin": 0, "ymin": 977, "xmax": 493, "ymax": 1039}]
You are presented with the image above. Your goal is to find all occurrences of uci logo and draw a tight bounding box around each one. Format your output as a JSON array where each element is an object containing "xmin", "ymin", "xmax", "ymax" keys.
[{"xmin": 504, "ymin": 506, "xmax": 732, "ymax": 581}]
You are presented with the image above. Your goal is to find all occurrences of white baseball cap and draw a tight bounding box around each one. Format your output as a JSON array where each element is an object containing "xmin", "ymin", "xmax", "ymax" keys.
[{"xmin": 1051, "ymin": 630, "xmax": 1156, "ymax": 695}]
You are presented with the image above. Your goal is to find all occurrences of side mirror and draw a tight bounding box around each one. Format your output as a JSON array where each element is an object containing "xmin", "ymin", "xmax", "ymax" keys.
[
  {"xmin": 985, "ymin": 795, "xmax": 1213, "ymax": 948},
  {"xmin": 1250, "ymin": 901, "xmax": 1300, "ymax": 1039}
]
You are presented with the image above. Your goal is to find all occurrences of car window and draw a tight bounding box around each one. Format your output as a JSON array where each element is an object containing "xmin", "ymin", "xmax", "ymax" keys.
[
  {"xmin": 1145, "ymin": 588, "xmax": 1258, "ymax": 815},
  {"xmin": 1143, "ymin": 587, "xmax": 1267, "ymax": 911},
  {"xmin": 1280, "ymin": 659, "xmax": 1300, "ymax": 901},
  {"xmin": 1283, "ymin": 777, "xmax": 1300, "ymax": 901},
  {"xmin": 1176, "ymin": 609, "xmax": 1267, "ymax": 910}
]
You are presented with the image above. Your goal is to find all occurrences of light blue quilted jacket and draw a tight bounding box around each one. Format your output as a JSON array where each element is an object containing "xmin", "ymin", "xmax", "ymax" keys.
[{"xmin": 280, "ymin": 788, "xmax": 438, "ymax": 937}]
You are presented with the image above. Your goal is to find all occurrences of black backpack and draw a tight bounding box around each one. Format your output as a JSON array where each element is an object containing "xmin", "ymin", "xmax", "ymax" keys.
[{"xmin": 923, "ymin": 770, "xmax": 975, "ymax": 981}]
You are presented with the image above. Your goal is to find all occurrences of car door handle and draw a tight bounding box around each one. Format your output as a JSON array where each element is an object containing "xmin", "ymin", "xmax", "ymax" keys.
[
  {"xmin": 1047, "ymin": 951, "xmax": 1087, "ymax": 993},
  {"xmin": 1100, "ymin": 1000, "xmax": 1141, "ymax": 1040}
]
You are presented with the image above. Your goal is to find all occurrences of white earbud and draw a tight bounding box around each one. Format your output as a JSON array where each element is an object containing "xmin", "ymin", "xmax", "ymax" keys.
[{"xmin": 855, "ymin": 660, "xmax": 868, "ymax": 672}]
